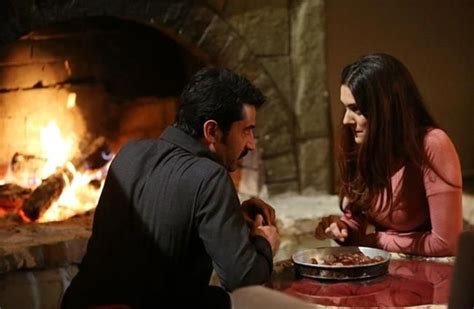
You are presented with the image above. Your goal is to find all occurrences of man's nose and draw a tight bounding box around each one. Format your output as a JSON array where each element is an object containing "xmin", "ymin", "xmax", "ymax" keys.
[
  {"xmin": 247, "ymin": 134, "xmax": 256, "ymax": 151},
  {"xmin": 342, "ymin": 110, "xmax": 354, "ymax": 125}
]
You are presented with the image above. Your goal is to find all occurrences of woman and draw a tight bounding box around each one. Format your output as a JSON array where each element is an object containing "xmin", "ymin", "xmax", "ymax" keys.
[{"xmin": 315, "ymin": 53, "xmax": 463, "ymax": 256}]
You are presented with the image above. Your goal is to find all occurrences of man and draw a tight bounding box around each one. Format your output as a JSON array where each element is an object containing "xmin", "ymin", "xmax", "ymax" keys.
[{"xmin": 61, "ymin": 68, "xmax": 280, "ymax": 308}]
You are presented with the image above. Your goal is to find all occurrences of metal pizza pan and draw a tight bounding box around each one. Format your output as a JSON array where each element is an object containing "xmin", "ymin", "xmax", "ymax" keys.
[{"xmin": 292, "ymin": 246, "xmax": 390, "ymax": 280}]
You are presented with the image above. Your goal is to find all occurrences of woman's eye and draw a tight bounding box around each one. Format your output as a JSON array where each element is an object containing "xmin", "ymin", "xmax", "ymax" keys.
[{"xmin": 348, "ymin": 105, "xmax": 361, "ymax": 115}]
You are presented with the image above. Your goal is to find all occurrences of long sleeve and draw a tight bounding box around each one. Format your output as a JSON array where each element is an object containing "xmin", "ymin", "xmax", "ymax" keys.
[
  {"xmin": 195, "ymin": 165, "xmax": 272, "ymax": 291},
  {"xmin": 339, "ymin": 210, "xmax": 369, "ymax": 246},
  {"xmin": 371, "ymin": 129, "xmax": 463, "ymax": 256},
  {"xmin": 372, "ymin": 191, "xmax": 462, "ymax": 256},
  {"xmin": 340, "ymin": 129, "xmax": 463, "ymax": 256}
]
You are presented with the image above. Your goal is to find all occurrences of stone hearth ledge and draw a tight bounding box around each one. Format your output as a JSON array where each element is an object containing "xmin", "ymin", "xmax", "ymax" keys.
[{"xmin": 0, "ymin": 213, "xmax": 92, "ymax": 273}]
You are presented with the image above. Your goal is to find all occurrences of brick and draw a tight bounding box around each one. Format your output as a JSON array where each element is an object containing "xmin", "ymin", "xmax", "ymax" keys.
[
  {"xmin": 0, "ymin": 40, "xmax": 32, "ymax": 64},
  {"xmin": 264, "ymin": 153, "xmax": 297, "ymax": 183},
  {"xmin": 177, "ymin": 5, "xmax": 215, "ymax": 46},
  {"xmin": 298, "ymin": 137, "xmax": 332, "ymax": 193},
  {"xmin": 0, "ymin": 61, "xmax": 68, "ymax": 89},
  {"xmin": 266, "ymin": 180, "xmax": 299, "ymax": 196},
  {"xmin": 258, "ymin": 125, "xmax": 293, "ymax": 157},
  {"xmin": 224, "ymin": 0, "xmax": 289, "ymax": 56}
]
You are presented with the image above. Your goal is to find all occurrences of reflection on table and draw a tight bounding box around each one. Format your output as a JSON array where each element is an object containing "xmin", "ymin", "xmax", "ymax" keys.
[{"xmin": 267, "ymin": 258, "xmax": 453, "ymax": 308}]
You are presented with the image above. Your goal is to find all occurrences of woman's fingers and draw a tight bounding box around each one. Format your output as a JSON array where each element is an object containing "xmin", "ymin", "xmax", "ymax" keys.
[
  {"xmin": 315, "ymin": 222, "xmax": 327, "ymax": 240},
  {"xmin": 315, "ymin": 215, "xmax": 342, "ymax": 240},
  {"xmin": 324, "ymin": 222, "xmax": 348, "ymax": 242}
]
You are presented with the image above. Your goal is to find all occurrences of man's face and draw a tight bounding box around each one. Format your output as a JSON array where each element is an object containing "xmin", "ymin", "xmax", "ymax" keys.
[{"xmin": 215, "ymin": 104, "xmax": 257, "ymax": 172}]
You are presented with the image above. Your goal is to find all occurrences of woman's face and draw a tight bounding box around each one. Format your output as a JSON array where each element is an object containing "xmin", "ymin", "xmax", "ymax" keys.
[{"xmin": 340, "ymin": 85, "xmax": 368, "ymax": 144}]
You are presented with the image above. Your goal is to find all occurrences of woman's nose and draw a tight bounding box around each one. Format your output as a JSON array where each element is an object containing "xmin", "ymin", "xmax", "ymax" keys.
[{"xmin": 342, "ymin": 110, "xmax": 354, "ymax": 125}]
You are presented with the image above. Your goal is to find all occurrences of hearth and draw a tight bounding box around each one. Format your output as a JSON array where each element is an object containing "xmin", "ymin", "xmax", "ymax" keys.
[
  {"xmin": 0, "ymin": 16, "xmax": 203, "ymax": 308},
  {"xmin": 0, "ymin": 12, "xmax": 270, "ymax": 307}
]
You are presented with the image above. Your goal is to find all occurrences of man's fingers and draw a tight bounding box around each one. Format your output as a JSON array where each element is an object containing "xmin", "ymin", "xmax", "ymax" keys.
[
  {"xmin": 242, "ymin": 211, "xmax": 252, "ymax": 223},
  {"xmin": 256, "ymin": 225, "xmax": 280, "ymax": 255},
  {"xmin": 242, "ymin": 197, "xmax": 276, "ymax": 225},
  {"xmin": 260, "ymin": 208, "xmax": 270, "ymax": 225},
  {"xmin": 254, "ymin": 214, "xmax": 264, "ymax": 227},
  {"xmin": 254, "ymin": 198, "xmax": 275, "ymax": 225}
]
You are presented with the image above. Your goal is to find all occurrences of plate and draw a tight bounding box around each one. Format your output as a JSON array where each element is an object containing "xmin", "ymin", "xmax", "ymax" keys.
[{"xmin": 292, "ymin": 246, "xmax": 390, "ymax": 280}]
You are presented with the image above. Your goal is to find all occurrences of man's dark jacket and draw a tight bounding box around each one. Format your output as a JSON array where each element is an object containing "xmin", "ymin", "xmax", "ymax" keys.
[{"xmin": 61, "ymin": 127, "xmax": 273, "ymax": 308}]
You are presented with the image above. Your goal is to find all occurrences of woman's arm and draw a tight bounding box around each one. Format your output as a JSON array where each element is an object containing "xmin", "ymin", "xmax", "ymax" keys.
[
  {"xmin": 366, "ymin": 129, "xmax": 463, "ymax": 256},
  {"xmin": 368, "ymin": 191, "xmax": 462, "ymax": 256}
]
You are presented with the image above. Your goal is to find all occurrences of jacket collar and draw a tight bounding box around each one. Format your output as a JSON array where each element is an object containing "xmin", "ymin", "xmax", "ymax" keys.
[{"xmin": 160, "ymin": 126, "xmax": 220, "ymax": 163}]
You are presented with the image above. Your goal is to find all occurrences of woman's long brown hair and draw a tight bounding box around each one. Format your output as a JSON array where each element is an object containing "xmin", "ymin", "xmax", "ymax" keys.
[{"xmin": 338, "ymin": 53, "xmax": 439, "ymax": 214}]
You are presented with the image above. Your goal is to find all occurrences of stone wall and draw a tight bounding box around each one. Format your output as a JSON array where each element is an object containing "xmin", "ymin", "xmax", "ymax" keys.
[
  {"xmin": 0, "ymin": 0, "xmax": 333, "ymax": 196},
  {"xmin": 205, "ymin": 0, "xmax": 332, "ymax": 195}
]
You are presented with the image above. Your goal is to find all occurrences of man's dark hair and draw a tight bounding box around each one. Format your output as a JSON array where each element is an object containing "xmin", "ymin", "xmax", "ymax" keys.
[{"xmin": 175, "ymin": 67, "xmax": 265, "ymax": 139}]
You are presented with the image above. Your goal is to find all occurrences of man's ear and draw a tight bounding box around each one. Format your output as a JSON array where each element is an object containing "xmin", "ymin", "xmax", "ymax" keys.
[{"xmin": 203, "ymin": 120, "xmax": 220, "ymax": 146}]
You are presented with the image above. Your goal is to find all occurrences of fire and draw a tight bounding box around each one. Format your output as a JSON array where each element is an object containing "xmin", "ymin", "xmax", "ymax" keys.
[
  {"xmin": 3, "ymin": 120, "xmax": 110, "ymax": 223},
  {"xmin": 40, "ymin": 120, "xmax": 74, "ymax": 177},
  {"xmin": 36, "ymin": 122, "xmax": 109, "ymax": 222},
  {"xmin": 38, "ymin": 162, "xmax": 108, "ymax": 223}
]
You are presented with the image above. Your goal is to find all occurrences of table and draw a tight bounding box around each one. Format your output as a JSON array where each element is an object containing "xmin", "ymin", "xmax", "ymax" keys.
[{"xmin": 267, "ymin": 256, "xmax": 453, "ymax": 308}]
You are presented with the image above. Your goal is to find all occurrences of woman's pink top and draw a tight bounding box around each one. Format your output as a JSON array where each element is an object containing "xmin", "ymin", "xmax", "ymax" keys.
[{"xmin": 340, "ymin": 129, "xmax": 463, "ymax": 256}]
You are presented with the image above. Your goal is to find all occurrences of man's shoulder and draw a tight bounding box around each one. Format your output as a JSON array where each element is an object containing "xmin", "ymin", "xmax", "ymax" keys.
[
  {"xmin": 183, "ymin": 153, "xmax": 228, "ymax": 180},
  {"xmin": 116, "ymin": 138, "xmax": 228, "ymax": 180},
  {"xmin": 118, "ymin": 139, "xmax": 156, "ymax": 155}
]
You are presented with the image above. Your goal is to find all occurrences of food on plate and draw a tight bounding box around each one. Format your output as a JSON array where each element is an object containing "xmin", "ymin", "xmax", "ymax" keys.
[{"xmin": 310, "ymin": 252, "xmax": 384, "ymax": 266}]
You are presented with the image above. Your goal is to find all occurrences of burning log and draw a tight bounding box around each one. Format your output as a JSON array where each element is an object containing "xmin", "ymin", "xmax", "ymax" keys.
[
  {"xmin": 0, "ymin": 184, "xmax": 32, "ymax": 217},
  {"xmin": 20, "ymin": 167, "xmax": 73, "ymax": 221},
  {"xmin": 20, "ymin": 137, "xmax": 106, "ymax": 222}
]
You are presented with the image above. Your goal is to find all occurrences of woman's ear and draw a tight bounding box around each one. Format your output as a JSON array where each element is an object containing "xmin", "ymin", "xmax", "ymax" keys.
[{"xmin": 203, "ymin": 120, "xmax": 220, "ymax": 145}]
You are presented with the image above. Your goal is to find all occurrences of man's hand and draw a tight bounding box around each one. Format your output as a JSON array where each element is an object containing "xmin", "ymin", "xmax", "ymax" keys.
[
  {"xmin": 314, "ymin": 215, "xmax": 349, "ymax": 242},
  {"xmin": 241, "ymin": 197, "xmax": 276, "ymax": 226},
  {"xmin": 253, "ymin": 217, "xmax": 280, "ymax": 256}
]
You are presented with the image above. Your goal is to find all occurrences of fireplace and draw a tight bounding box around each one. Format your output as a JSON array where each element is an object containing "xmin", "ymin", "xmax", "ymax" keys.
[
  {"xmin": 0, "ymin": 16, "xmax": 203, "ymax": 221},
  {"xmin": 0, "ymin": 15, "xmax": 206, "ymax": 307},
  {"xmin": 0, "ymin": 12, "xmax": 274, "ymax": 308},
  {"xmin": 0, "ymin": 1, "xmax": 332, "ymax": 307}
]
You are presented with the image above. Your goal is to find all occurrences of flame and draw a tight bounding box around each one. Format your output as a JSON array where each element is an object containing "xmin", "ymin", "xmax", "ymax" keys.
[
  {"xmin": 0, "ymin": 119, "xmax": 109, "ymax": 222},
  {"xmin": 40, "ymin": 120, "xmax": 74, "ymax": 177},
  {"xmin": 38, "ymin": 162, "xmax": 109, "ymax": 223},
  {"xmin": 26, "ymin": 121, "xmax": 109, "ymax": 222},
  {"xmin": 34, "ymin": 121, "xmax": 110, "ymax": 222}
]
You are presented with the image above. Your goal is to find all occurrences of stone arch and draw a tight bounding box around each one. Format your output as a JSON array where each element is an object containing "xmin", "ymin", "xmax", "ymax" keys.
[{"xmin": 0, "ymin": 0, "xmax": 299, "ymax": 194}]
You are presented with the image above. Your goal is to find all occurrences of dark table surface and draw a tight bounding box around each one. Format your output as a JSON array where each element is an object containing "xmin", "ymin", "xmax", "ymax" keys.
[{"xmin": 267, "ymin": 257, "xmax": 453, "ymax": 308}]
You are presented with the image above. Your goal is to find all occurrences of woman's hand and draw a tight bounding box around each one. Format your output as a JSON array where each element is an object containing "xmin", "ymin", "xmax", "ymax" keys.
[{"xmin": 315, "ymin": 215, "xmax": 349, "ymax": 242}]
